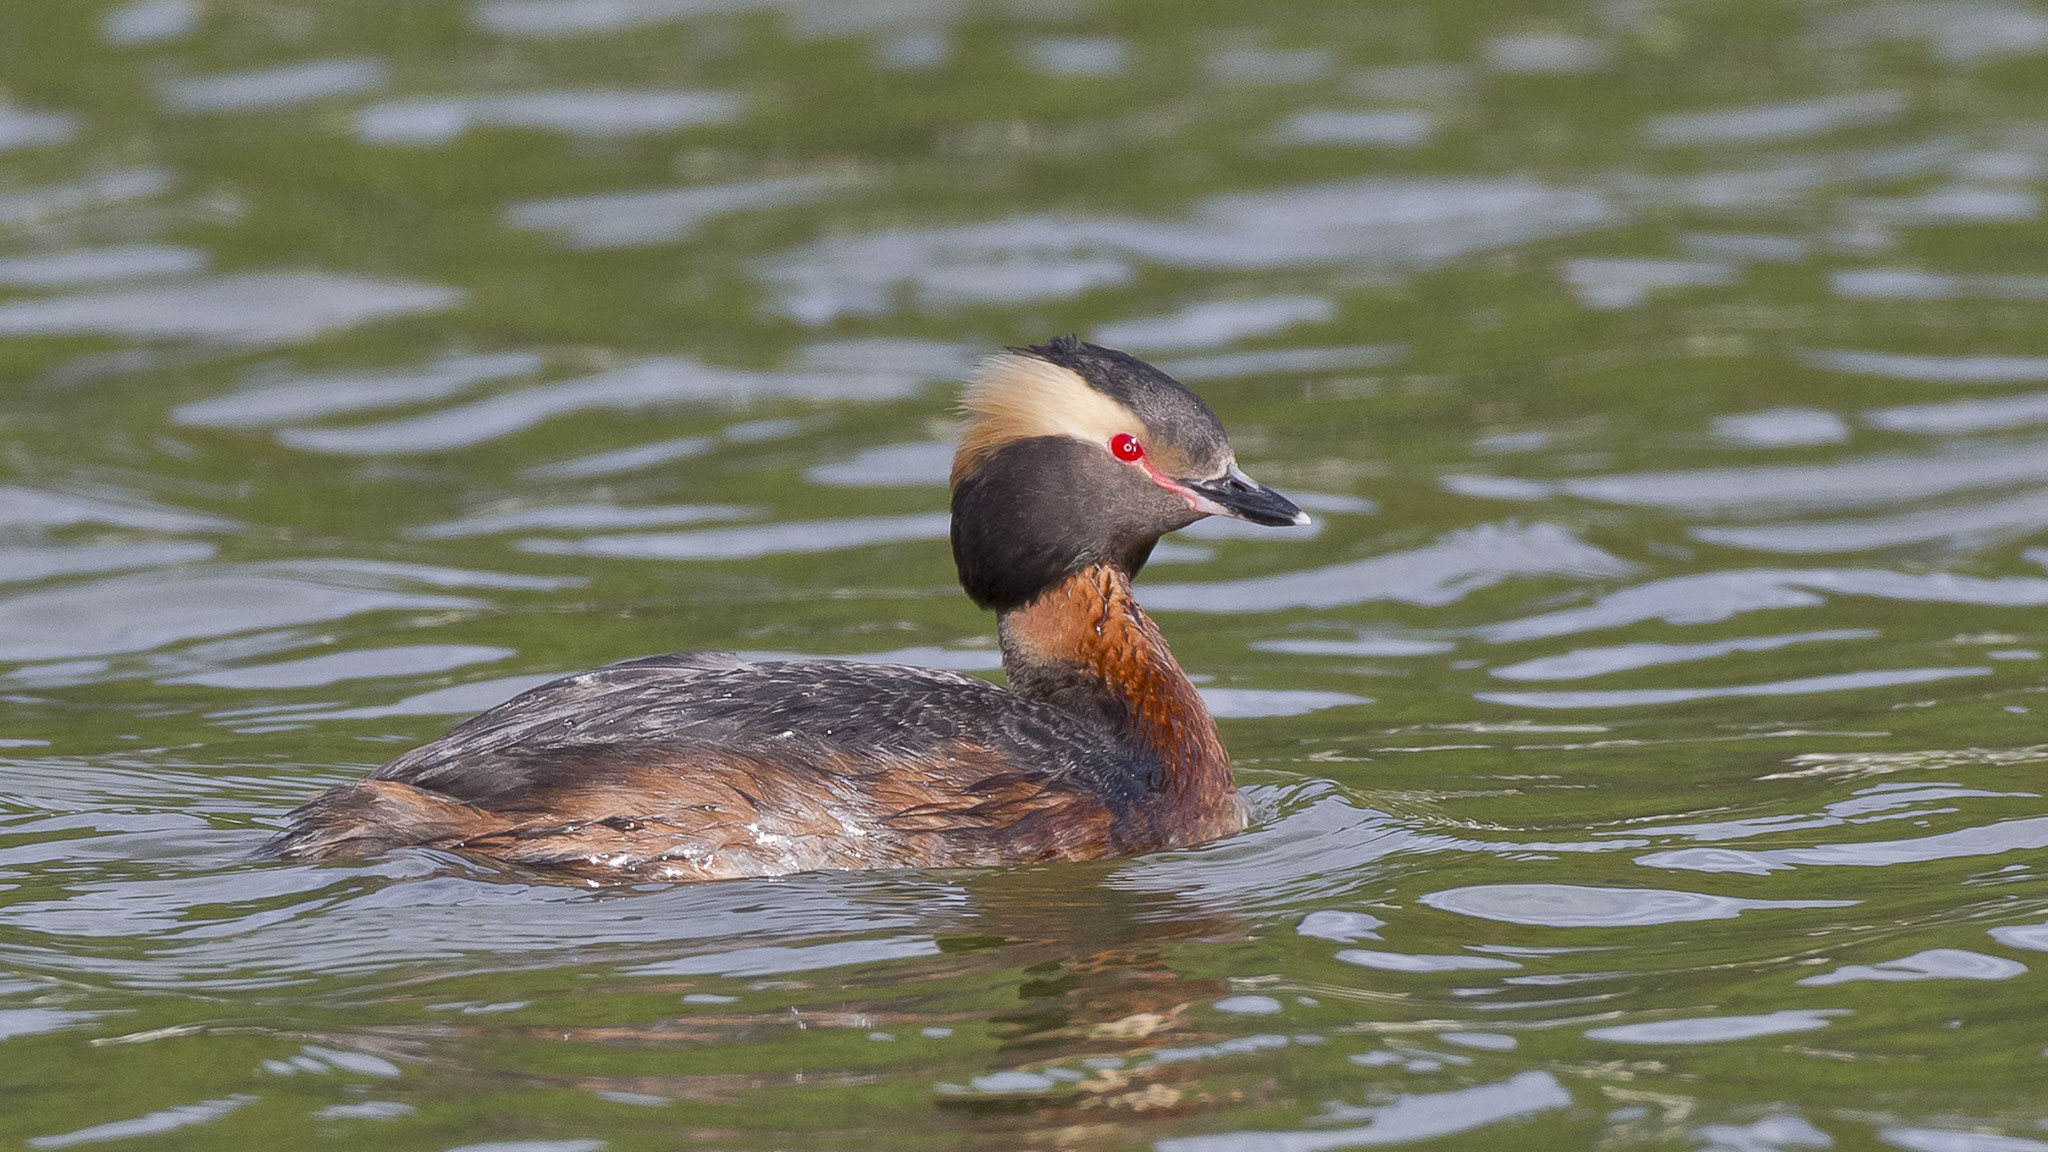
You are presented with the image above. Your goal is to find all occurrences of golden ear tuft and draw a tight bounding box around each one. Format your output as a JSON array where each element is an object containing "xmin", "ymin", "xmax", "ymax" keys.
[{"xmin": 951, "ymin": 352, "xmax": 1145, "ymax": 486}]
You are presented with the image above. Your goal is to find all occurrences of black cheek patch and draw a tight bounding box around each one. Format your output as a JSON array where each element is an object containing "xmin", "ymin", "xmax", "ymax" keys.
[{"xmin": 950, "ymin": 442, "xmax": 1087, "ymax": 611}]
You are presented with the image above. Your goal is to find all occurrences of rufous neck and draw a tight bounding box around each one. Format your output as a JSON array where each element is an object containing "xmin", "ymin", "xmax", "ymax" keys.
[{"xmin": 996, "ymin": 564, "xmax": 1231, "ymax": 805}]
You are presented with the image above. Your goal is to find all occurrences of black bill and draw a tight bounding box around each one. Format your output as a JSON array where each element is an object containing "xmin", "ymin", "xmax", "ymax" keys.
[{"xmin": 1181, "ymin": 462, "xmax": 1311, "ymax": 527}]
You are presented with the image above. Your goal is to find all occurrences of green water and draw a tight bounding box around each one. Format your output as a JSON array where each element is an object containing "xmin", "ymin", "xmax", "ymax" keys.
[{"xmin": 4, "ymin": 0, "xmax": 2048, "ymax": 1148}]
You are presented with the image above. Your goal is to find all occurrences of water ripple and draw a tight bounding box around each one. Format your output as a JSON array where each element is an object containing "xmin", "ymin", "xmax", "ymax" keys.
[
  {"xmin": 1489, "ymin": 629, "xmax": 1876, "ymax": 681},
  {"xmin": 1866, "ymin": 390, "xmax": 2048, "ymax": 434},
  {"xmin": 0, "ymin": 271, "xmax": 462, "ymax": 344},
  {"xmin": 1477, "ymin": 666, "xmax": 1992, "ymax": 709},
  {"xmin": 0, "ymin": 168, "xmax": 174, "ymax": 227},
  {"xmin": 1095, "ymin": 295, "xmax": 1337, "ymax": 352},
  {"xmin": 505, "ymin": 175, "xmax": 835, "ymax": 249},
  {"xmin": 1420, "ymin": 884, "xmax": 1856, "ymax": 926},
  {"xmin": 359, "ymin": 89, "xmax": 739, "ymax": 146},
  {"xmin": 1555, "ymin": 440, "xmax": 2048, "ymax": 514},
  {"xmin": 1800, "ymin": 348, "xmax": 2048, "ymax": 383},
  {"xmin": 1145, "ymin": 522, "xmax": 1635, "ymax": 612},
  {"xmin": 1336, "ymin": 949, "xmax": 1522, "ymax": 972},
  {"xmin": 1485, "ymin": 568, "xmax": 2048, "ymax": 642},
  {"xmin": 174, "ymin": 352, "xmax": 543, "ymax": 428},
  {"xmin": 158, "ymin": 58, "xmax": 387, "ymax": 113},
  {"xmin": 277, "ymin": 357, "xmax": 928, "ymax": 453},
  {"xmin": 760, "ymin": 178, "xmax": 1618, "ymax": 324},
  {"xmin": 0, "ymin": 245, "xmax": 208, "ymax": 287},
  {"xmin": 1585, "ymin": 1009, "xmax": 1847, "ymax": 1044},
  {"xmin": 519, "ymin": 512, "xmax": 950, "ymax": 560},
  {"xmin": 1692, "ymin": 488, "xmax": 2048, "ymax": 554},
  {"xmin": 408, "ymin": 501, "xmax": 758, "ymax": 539},
  {"xmin": 1645, "ymin": 90, "xmax": 1908, "ymax": 148},
  {"xmin": 0, "ymin": 561, "xmax": 560, "ymax": 662},
  {"xmin": 1153, "ymin": 1071, "xmax": 1571, "ymax": 1152},
  {"xmin": 1880, "ymin": 1128, "xmax": 2048, "ymax": 1152},
  {"xmin": 100, "ymin": 0, "xmax": 197, "ymax": 46},
  {"xmin": 28, "ymin": 1094, "xmax": 257, "ymax": 1149},
  {"xmin": 1796, "ymin": 948, "xmax": 2025, "ymax": 985},
  {"xmin": 1639, "ymin": 815, "xmax": 2048, "ymax": 873},
  {"xmin": 0, "ymin": 484, "xmax": 234, "ymax": 532},
  {"xmin": 162, "ymin": 644, "xmax": 516, "ymax": 689}
]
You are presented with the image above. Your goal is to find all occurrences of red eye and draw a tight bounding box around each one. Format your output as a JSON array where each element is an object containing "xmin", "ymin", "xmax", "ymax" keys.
[{"xmin": 1109, "ymin": 433, "xmax": 1144, "ymax": 462}]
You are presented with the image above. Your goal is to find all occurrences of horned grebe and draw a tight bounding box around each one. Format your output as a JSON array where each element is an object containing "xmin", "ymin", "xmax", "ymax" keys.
[{"xmin": 261, "ymin": 337, "xmax": 1307, "ymax": 879}]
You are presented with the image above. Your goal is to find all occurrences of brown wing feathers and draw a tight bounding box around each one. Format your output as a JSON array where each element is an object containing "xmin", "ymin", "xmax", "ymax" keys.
[{"xmin": 275, "ymin": 737, "xmax": 1116, "ymax": 880}]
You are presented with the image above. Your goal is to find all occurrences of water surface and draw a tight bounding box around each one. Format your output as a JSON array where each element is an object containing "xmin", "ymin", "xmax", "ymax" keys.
[{"xmin": 4, "ymin": 0, "xmax": 2048, "ymax": 1148}]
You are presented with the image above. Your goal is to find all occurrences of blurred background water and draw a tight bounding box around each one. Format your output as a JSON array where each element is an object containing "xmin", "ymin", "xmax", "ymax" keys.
[{"xmin": 3, "ymin": 0, "xmax": 2048, "ymax": 1148}]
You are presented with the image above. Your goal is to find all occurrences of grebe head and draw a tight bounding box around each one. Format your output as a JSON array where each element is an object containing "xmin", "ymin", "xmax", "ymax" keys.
[{"xmin": 949, "ymin": 335, "xmax": 1308, "ymax": 611}]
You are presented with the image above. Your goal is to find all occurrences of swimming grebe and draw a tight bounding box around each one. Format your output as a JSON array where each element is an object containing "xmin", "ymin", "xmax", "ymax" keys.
[{"xmin": 261, "ymin": 337, "xmax": 1307, "ymax": 879}]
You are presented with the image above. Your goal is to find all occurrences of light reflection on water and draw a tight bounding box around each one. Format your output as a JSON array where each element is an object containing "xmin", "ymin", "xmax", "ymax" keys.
[{"xmin": 3, "ymin": 0, "xmax": 2048, "ymax": 1149}]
